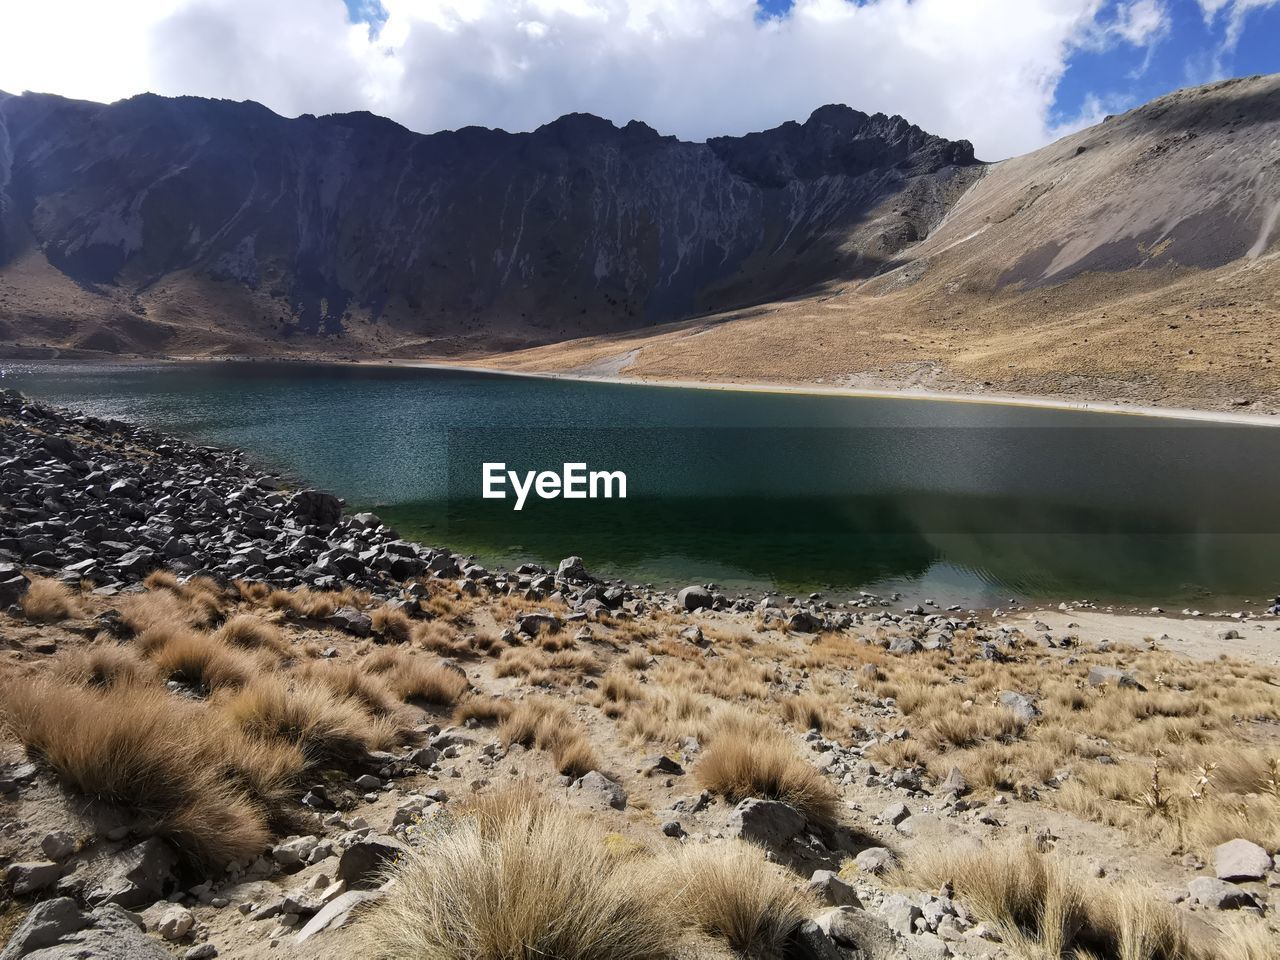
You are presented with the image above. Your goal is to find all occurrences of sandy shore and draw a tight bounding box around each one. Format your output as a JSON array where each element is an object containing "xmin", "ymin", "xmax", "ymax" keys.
[
  {"xmin": 381, "ymin": 358, "xmax": 1280, "ymax": 426},
  {"xmin": 1016, "ymin": 608, "xmax": 1280, "ymax": 665}
]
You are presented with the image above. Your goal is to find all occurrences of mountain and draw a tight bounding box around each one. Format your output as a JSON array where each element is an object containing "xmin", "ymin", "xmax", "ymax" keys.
[
  {"xmin": 0, "ymin": 91, "xmax": 977, "ymax": 357},
  {"xmin": 486, "ymin": 74, "xmax": 1280, "ymax": 411}
]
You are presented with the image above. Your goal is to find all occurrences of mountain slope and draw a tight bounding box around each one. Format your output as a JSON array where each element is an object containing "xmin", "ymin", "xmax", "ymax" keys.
[
  {"xmin": 0, "ymin": 91, "xmax": 977, "ymax": 357},
  {"xmin": 481, "ymin": 74, "xmax": 1280, "ymax": 412}
]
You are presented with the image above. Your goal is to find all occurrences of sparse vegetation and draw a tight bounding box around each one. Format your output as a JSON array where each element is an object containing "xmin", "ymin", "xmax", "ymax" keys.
[
  {"xmin": 20, "ymin": 576, "xmax": 82, "ymax": 622},
  {"xmin": 696, "ymin": 711, "xmax": 838, "ymax": 824}
]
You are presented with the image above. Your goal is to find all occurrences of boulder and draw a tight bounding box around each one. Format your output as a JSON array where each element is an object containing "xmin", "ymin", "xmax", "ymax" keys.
[
  {"xmin": 1213, "ymin": 838, "xmax": 1273, "ymax": 882},
  {"xmin": 938, "ymin": 767, "xmax": 969, "ymax": 796},
  {"xmin": 1187, "ymin": 876, "xmax": 1261, "ymax": 910},
  {"xmin": 572, "ymin": 771, "xmax": 628, "ymax": 810},
  {"xmin": 787, "ymin": 919, "xmax": 843, "ymax": 960},
  {"xmin": 880, "ymin": 802, "xmax": 911, "ymax": 826},
  {"xmin": 854, "ymin": 847, "xmax": 896, "ymax": 875},
  {"xmin": 556, "ymin": 556, "xmax": 593, "ymax": 583},
  {"xmin": 808, "ymin": 870, "xmax": 861, "ymax": 908},
  {"xmin": 1087, "ymin": 665, "xmax": 1145, "ymax": 690},
  {"xmin": 295, "ymin": 890, "xmax": 383, "ymax": 943},
  {"xmin": 336, "ymin": 835, "xmax": 409, "ymax": 889},
  {"xmin": 0, "ymin": 901, "xmax": 172, "ymax": 960},
  {"xmin": 997, "ymin": 691, "xmax": 1040, "ymax": 723},
  {"xmin": 880, "ymin": 893, "xmax": 924, "ymax": 936},
  {"xmin": 887, "ymin": 637, "xmax": 922, "ymax": 655},
  {"xmin": 156, "ymin": 904, "xmax": 195, "ymax": 940},
  {"xmin": 289, "ymin": 490, "xmax": 344, "ymax": 528},
  {"xmin": 5, "ymin": 860, "xmax": 62, "ymax": 895},
  {"xmin": 0, "ymin": 898, "xmax": 89, "ymax": 959},
  {"xmin": 677, "ymin": 586, "xmax": 714, "ymax": 611},
  {"xmin": 726, "ymin": 798, "xmax": 805, "ymax": 848},
  {"xmin": 87, "ymin": 837, "xmax": 177, "ymax": 908},
  {"xmin": 326, "ymin": 607, "xmax": 372, "ymax": 636}
]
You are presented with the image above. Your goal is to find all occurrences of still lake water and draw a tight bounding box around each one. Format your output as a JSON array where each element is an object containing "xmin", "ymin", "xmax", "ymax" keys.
[{"xmin": 4, "ymin": 360, "xmax": 1280, "ymax": 608}]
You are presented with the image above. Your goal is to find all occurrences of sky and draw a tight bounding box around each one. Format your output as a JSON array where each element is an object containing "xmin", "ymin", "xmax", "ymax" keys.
[{"xmin": 0, "ymin": 0, "xmax": 1276, "ymax": 160}]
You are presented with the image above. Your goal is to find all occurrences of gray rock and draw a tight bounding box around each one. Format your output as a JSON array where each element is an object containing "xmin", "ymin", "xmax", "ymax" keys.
[
  {"xmin": 7, "ymin": 902, "xmax": 172, "ymax": 960},
  {"xmin": 0, "ymin": 898, "xmax": 88, "ymax": 959},
  {"xmin": 787, "ymin": 919, "xmax": 843, "ymax": 960},
  {"xmin": 185, "ymin": 945, "xmax": 218, "ymax": 960},
  {"xmin": 336, "ymin": 835, "xmax": 409, "ymax": 889},
  {"xmin": 573, "ymin": 770, "xmax": 628, "ymax": 810},
  {"xmin": 326, "ymin": 606, "xmax": 372, "ymax": 636},
  {"xmin": 881, "ymin": 893, "xmax": 924, "ymax": 936},
  {"xmin": 289, "ymin": 490, "xmax": 344, "ymax": 528},
  {"xmin": 5, "ymin": 861, "xmax": 62, "ymax": 895},
  {"xmin": 1087, "ymin": 665, "xmax": 1145, "ymax": 690},
  {"xmin": 888, "ymin": 636, "xmax": 922, "ymax": 655},
  {"xmin": 677, "ymin": 585, "xmax": 714, "ymax": 611},
  {"xmin": 880, "ymin": 802, "xmax": 911, "ymax": 825},
  {"xmin": 813, "ymin": 906, "xmax": 905, "ymax": 955},
  {"xmin": 556, "ymin": 556, "xmax": 592, "ymax": 582},
  {"xmin": 156, "ymin": 904, "xmax": 194, "ymax": 940},
  {"xmin": 726, "ymin": 798, "xmax": 806, "ymax": 848},
  {"xmin": 938, "ymin": 767, "xmax": 968, "ymax": 796},
  {"xmin": 40, "ymin": 830, "xmax": 77, "ymax": 861},
  {"xmin": 1187, "ymin": 876, "xmax": 1261, "ymax": 910},
  {"xmin": 294, "ymin": 890, "xmax": 383, "ymax": 943},
  {"xmin": 1214, "ymin": 838, "xmax": 1272, "ymax": 882},
  {"xmin": 808, "ymin": 870, "xmax": 861, "ymax": 908},
  {"xmin": 87, "ymin": 837, "xmax": 177, "ymax": 908},
  {"xmin": 997, "ymin": 691, "xmax": 1040, "ymax": 723},
  {"xmin": 854, "ymin": 846, "xmax": 897, "ymax": 875},
  {"xmin": 272, "ymin": 835, "xmax": 320, "ymax": 868}
]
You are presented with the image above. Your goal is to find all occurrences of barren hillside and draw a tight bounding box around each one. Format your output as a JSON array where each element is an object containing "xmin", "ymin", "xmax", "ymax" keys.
[{"xmin": 469, "ymin": 75, "xmax": 1280, "ymax": 413}]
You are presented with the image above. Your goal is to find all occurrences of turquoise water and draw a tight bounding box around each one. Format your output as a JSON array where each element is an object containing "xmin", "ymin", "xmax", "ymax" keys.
[{"xmin": 4, "ymin": 359, "xmax": 1279, "ymax": 608}]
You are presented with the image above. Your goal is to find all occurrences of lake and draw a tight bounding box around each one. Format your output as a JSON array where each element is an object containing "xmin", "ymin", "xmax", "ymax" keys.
[{"xmin": 4, "ymin": 359, "xmax": 1279, "ymax": 609}]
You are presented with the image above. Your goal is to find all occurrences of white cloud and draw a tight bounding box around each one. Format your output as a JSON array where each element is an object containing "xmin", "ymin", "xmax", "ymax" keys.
[
  {"xmin": 0, "ymin": 0, "xmax": 1188, "ymax": 160},
  {"xmin": 1197, "ymin": 0, "xmax": 1280, "ymax": 50}
]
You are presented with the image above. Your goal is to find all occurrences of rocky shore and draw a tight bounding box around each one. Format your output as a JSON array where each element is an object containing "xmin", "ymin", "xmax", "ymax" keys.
[{"xmin": 1, "ymin": 390, "xmax": 1278, "ymax": 960}]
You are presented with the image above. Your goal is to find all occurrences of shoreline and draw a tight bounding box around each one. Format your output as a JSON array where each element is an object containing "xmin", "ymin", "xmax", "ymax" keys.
[
  {"xmin": 9, "ymin": 351, "xmax": 1276, "ymax": 426},
  {"xmin": 387, "ymin": 359, "xmax": 1280, "ymax": 426}
]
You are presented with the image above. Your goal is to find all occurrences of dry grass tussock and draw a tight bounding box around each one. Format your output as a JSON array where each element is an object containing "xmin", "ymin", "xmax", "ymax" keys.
[
  {"xmin": 360, "ymin": 788, "xmax": 811, "ymax": 960},
  {"xmin": 860, "ymin": 642, "xmax": 1280, "ymax": 857},
  {"xmin": 695, "ymin": 710, "xmax": 838, "ymax": 824},
  {"xmin": 360, "ymin": 791, "xmax": 683, "ymax": 960},
  {"xmin": 0, "ymin": 678, "xmax": 301, "ymax": 866},
  {"xmin": 362, "ymin": 648, "xmax": 470, "ymax": 705},
  {"xmin": 20, "ymin": 576, "xmax": 83, "ymax": 622},
  {"xmin": 498, "ymin": 697, "xmax": 600, "ymax": 778},
  {"xmin": 214, "ymin": 614, "xmax": 289, "ymax": 655},
  {"xmin": 903, "ymin": 841, "xmax": 1202, "ymax": 960},
  {"xmin": 147, "ymin": 630, "xmax": 265, "ymax": 693},
  {"xmin": 664, "ymin": 840, "xmax": 817, "ymax": 960},
  {"xmin": 452, "ymin": 695, "xmax": 512, "ymax": 726},
  {"xmin": 370, "ymin": 605, "xmax": 412, "ymax": 643},
  {"xmin": 222, "ymin": 677, "xmax": 388, "ymax": 766},
  {"xmin": 55, "ymin": 643, "xmax": 156, "ymax": 689}
]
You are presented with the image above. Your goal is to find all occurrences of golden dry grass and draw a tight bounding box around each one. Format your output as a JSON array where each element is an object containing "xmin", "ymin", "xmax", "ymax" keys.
[
  {"xmin": 499, "ymin": 698, "xmax": 601, "ymax": 777},
  {"xmin": 55, "ymin": 643, "xmax": 156, "ymax": 688},
  {"xmin": 695, "ymin": 711, "xmax": 838, "ymax": 824},
  {"xmin": 147, "ymin": 631, "xmax": 261, "ymax": 693},
  {"xmin": 665, "ymin": 840, "xmax": 816, "ymax": 960},
  {"xmin": 360, "ymin": 791, "xmax": 683, "ymax": 960},
  {"xmin": 19, "ymin": 576, "xmax": 82, "ymax": 622},
  {"xmin": 904, "ymin": 841, "xmax": 1202, "ymax": 960},
  {"xmin": 0, "ymin": 678, "xmax": 300, "ymax": 866},
  {"xmin": 222, "ymin": 677, "xmax": 378, "ymax": 766},
  {"xmin": 214, "ymin": 614, "xmax": 288, "ymax": 654},
  {"xmin": 370, "ymin": 605, "xmax": 412, "ymax": 643}
]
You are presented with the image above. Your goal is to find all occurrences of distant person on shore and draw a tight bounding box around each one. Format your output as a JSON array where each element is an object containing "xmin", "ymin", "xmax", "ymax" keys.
[{"xmin": 1269, "ymin": 596, "xmax": 1280, "ymax": 616}]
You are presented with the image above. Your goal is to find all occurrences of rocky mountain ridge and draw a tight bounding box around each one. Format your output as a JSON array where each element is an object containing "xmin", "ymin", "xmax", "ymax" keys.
[{"xmin": 0, "ymin": 91, "xmax": 977, "ymax": 356}]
